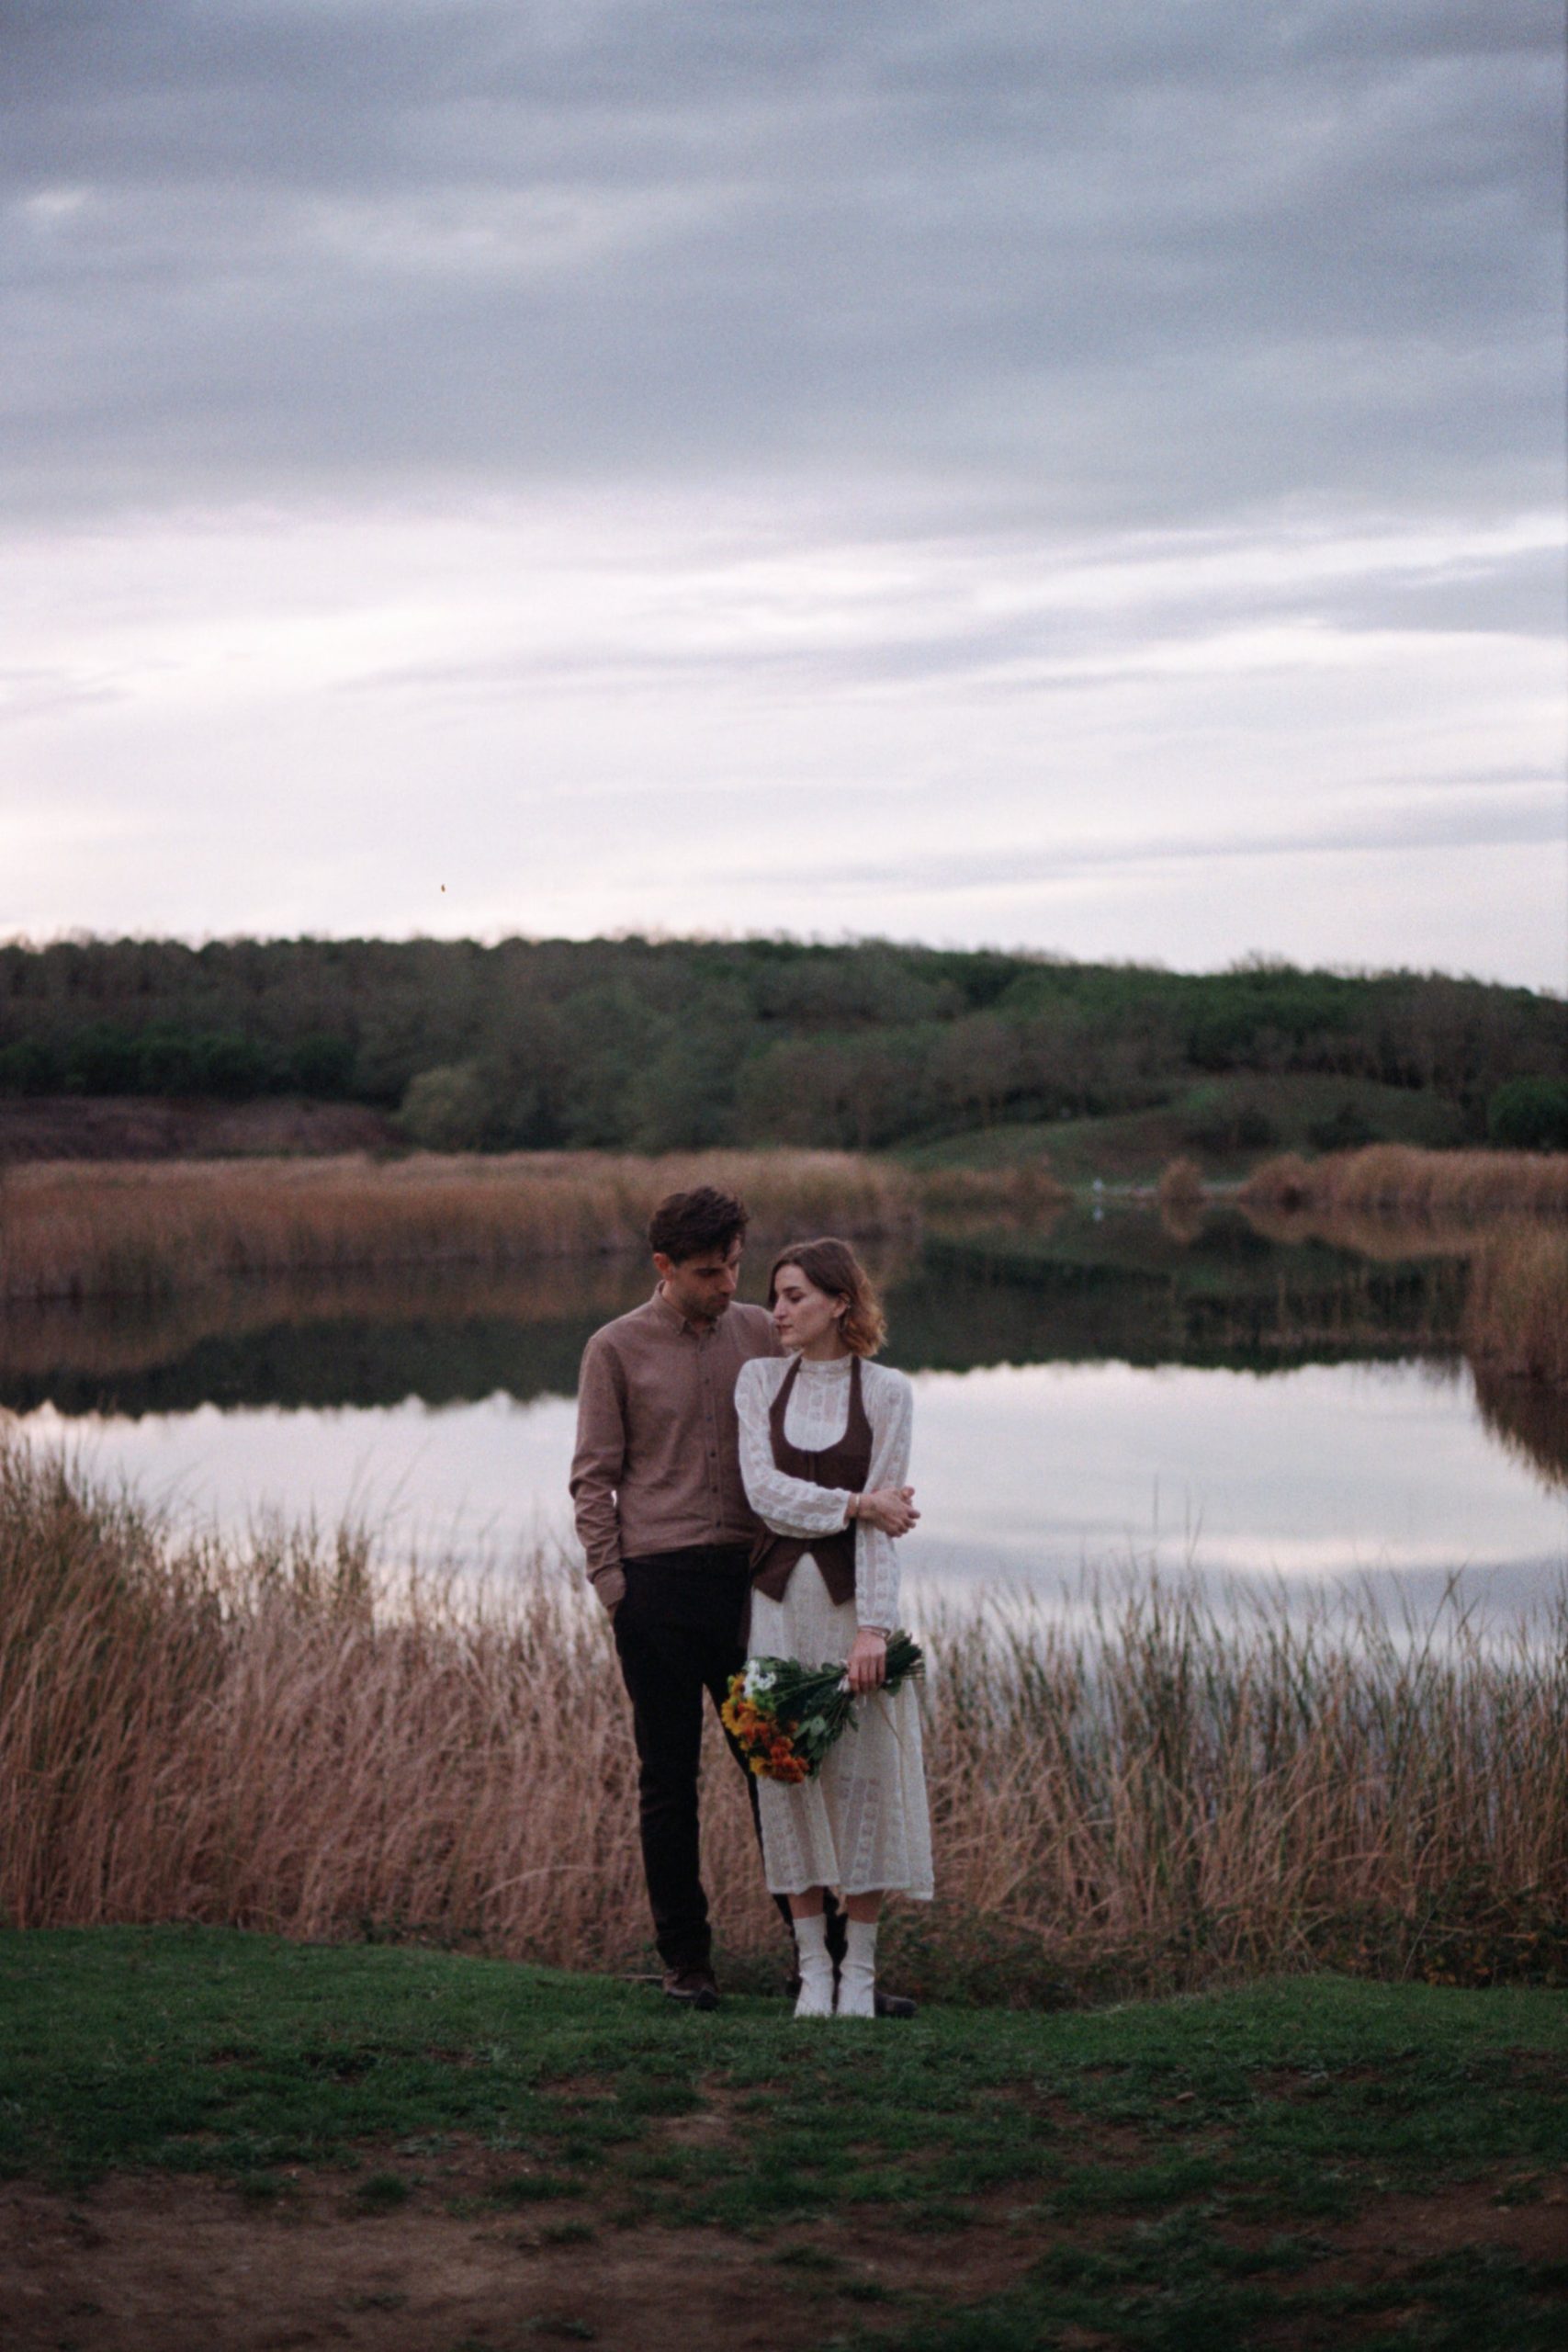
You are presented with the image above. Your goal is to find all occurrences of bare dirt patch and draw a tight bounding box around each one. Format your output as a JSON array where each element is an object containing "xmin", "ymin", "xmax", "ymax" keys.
[
  {"xmin": 0, "ymin": 2166, "xmax": 1029, "ymax": 2352},
  {"xmin": 6, "ymin": 2153, "xmax": 1565, "ymax": 2352},
  {"xmin": 1235, "ymin": 2177, "xmax": 1568, "ymax": 2349},
  {"xmin": 1302, "ymin": 2172, "xmax": 1568, "ymax": 2277}
]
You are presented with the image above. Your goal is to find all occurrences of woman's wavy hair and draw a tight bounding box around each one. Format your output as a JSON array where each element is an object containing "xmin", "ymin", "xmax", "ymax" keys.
[{"xmin": 767, "ymin": 1237, "xmax": 886, "ymax": 1359}]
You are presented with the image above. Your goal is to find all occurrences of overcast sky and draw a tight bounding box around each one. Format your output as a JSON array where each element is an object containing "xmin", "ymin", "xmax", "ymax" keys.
[{"xmin": 4, "ymin": 1, "xmax": 1564, "ymax": 985}]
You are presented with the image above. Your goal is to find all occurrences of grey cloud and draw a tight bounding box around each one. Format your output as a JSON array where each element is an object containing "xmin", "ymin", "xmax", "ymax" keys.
[
  {"xmin": 333, "ymin": 629, "xmax": 1050, "ymax": 698},
  {"xmin": 330, "ymin": 533, "xmax": 1564, "ymax": 707},
  {"xmin": 734, "ymin": 788, "xmax": 1567, "ymax": 898},
  {"xmin": 3, "ymin": 2, "xmax": 1561, "ymax": 526},
  {"xmin": 0, "ymin": 664, "xmax": 128, "ymax": 719},
  {"xmin": 1321, "ymin": 544, "xmax": 1567, "ymax": 639}
]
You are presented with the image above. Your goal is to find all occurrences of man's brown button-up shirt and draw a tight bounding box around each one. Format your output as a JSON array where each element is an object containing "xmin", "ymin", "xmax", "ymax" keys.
[{"xmin": 570, "ymin": 1288, "xmax": 784, "ymax": 1610}]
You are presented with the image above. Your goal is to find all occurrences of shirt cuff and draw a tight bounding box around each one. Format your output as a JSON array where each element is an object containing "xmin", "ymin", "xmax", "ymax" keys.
[{"xmin": 589, "ymin": 1563, "xmax": 626, "ymax": 1614}]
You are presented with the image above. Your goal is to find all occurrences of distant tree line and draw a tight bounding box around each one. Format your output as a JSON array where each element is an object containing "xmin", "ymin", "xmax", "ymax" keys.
[{"xmin": 0, "ymin": 936, "xmax": 1563, "ymax": 1153}]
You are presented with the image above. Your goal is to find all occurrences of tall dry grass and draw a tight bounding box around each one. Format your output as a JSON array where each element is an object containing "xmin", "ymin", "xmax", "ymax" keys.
[
  {"xmin": 1156, "ymin": 1157, "xmax": 1206, "ymax": 1214},
  {"xmin": 1239, "ymin": 1194, "xmax": 1484, "ymax": 1264},
  {"xmin": 909, "ymin": 1163, "xmax": 1070, "ymax": 1227},
  {"xmin": 1472, "ymin": 1363, "xmax": 1568, "ymax": 1492},
  {"xmin": 1464, "ymin": 1224, "xmax": 1568, "ymax": 1388},
  {"xmin": 0, "ymin": 1441, "xmax": 672, "ymax": 1963},
  {"xmin": 1156, "ymin": 1157, "xmax": 1207, "ymax": 1244},
  {"xmin": 1238, "ymin": 1149, "xmax": 1568, "ymax": 1396},
  {"xmin": 0, "ymin": 1150, "xmax": 919, "ymax": 1305},
  {"xmin": 0, "ymin": 1258, "xmax": 651, "ymax": 1388},
  {"xmin": 4, "ymin": 1438, "xmax": 1564, "ymax": 1996},
  {"xmin": 1241, "ymin": 1144, "xmax": 1568, "ymax": 1226}
]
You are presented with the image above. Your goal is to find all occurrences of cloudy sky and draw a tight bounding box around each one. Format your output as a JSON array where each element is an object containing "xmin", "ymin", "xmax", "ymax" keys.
[{"xmin": 4, "ymin": 1, "xmax": 1564, "ymax": 984}]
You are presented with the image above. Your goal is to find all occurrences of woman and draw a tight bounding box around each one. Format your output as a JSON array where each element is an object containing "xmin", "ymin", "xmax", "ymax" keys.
[{"xmin": 735, "ymin": 1238, "xmax": 932, "ymax": 2018}]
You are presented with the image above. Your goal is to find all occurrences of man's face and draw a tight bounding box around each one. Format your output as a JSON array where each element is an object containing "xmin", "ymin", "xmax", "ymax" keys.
[{"xmin": 654, "ymin": 1238, "xmax": 742, "ymax": 1326}]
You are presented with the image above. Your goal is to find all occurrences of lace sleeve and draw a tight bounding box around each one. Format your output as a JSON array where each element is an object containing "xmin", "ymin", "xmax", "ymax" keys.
[
  {"xmin": 856, "ymin": 1369, "xmax": 912, "ymax": 1632},
  {"xmin": 735, "ymin": 1360, "xmax": 853, "ymax": 1538}
]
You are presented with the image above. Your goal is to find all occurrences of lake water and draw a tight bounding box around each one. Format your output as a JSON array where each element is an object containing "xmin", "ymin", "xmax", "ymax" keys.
[{"xmin": 5, "ymin": 1213, "xmax": 1564, "ymax": 1616}]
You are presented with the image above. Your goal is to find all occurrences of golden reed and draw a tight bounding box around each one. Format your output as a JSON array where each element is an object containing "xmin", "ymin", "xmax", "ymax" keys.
[
  {"xmin": 1238, "ymin": 1147, "xmax": 1568, "ymax": 1390},
  {"xmin": 1464, "ymin": 1224, "xmax": 1568, "ymax": 1388},
  {"xmin": 0, "ymin": 1150, "xmax": 919, "ymax": 1304},
  {"xmin": 906, "ymin": 1162, "xmax": 1069, "ymax": 1227},
  {"xmin": 1241, "ymin": 1143, "xmax": 1568, "ymax": 1225},
  {"xmin": 3, "ymin": 1440, "xmax": 1563, "ymax": 1998},
  {"xmin": 1156, "ymin": 1157, "xmax": 1206, "ymax": 1214}
]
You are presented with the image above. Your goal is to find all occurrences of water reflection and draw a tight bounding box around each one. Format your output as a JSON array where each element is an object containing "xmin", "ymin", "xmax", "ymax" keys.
[
  {"xmin": 4, "ymin": 1209, "xmax": 1564, "ymax": 1595},
  {"xmin": 0, "ymin": 1260, "xmax": 647, "ymax": 1418},
  {"xmin": 900, "ymin": 1355, "xmax": 1565, "ymax": 1587},
  {"xmin": 1472, "ymin": 1364, "xmax": 1568, "ymax": 1494},
  {"xmin": 0, "ymin": 1258, "xmax": 642, "ymax": 1401},
  {"xmin": 0, "ymin": 1213, "xmax": 1481, "ymax": 1411},
  {"xmin": 912, "ymin": 1214, "xmax": 1469, "ymax": 1373}
]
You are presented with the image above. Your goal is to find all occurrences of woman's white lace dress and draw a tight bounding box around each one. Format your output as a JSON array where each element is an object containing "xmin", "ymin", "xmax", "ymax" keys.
[{"xmin": 735, "ymin": 1354, "xmax": 933, "ymax": 1901}]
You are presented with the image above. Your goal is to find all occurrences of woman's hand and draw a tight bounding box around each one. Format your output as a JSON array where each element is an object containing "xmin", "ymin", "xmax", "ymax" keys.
[
  {"xmin": 852, "ymin": 1485, "xmax": 919, "ymax": 1537},
  {"xmin": 846, "ymin": 1627, "xmax": 888, "ymax": 1695}
]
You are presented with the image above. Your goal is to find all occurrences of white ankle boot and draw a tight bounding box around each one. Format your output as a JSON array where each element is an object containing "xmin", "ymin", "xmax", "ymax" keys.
[
  {"xmin": 837, "ymin": 1918, "xmax": 877, "ymax": 2018},
  {"xmin": 793, "ymin": 1913, "xmax": 835, "ymax": 2019}
]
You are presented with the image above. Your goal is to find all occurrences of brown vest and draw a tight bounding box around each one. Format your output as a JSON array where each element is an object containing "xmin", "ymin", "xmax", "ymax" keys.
[{"xmin": 750, "ymin": 1354, "xmax": 874, "ymax": 1607}]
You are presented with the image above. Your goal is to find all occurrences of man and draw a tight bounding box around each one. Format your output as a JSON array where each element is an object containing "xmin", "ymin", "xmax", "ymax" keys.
[{"xmin": 570, "ymin": 1184, "xmax": 918, "ymax": 2013}]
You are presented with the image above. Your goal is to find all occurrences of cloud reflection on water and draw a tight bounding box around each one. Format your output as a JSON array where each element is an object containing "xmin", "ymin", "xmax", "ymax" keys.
[{"xmin": 15, "ymin": 1351, "xmax": 1564, "ymax": 1616}]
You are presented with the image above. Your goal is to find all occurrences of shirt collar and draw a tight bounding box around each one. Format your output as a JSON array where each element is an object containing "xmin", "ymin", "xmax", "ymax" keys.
[{"xmin": 650, "ymin": 1283, "xmax": 716, "ymax": 1338}]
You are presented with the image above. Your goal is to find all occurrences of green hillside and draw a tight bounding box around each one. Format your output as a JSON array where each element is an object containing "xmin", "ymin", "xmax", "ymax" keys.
[
  {"xmin": 899, "ymin": 1071, "xmax": 1471, "ymax": 1184},
  {"xmin": 0, "ymin": 936, "xmax": 1562, "ymax": 1161}
]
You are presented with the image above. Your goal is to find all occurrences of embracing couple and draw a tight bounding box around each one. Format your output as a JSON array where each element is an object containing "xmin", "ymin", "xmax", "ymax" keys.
[{"xmin": 570, "ymin": 1185, "xmax": 932, "ymax": 2019}]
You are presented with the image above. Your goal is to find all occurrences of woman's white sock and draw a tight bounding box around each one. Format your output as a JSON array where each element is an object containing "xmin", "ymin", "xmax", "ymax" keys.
[
  {"xmin": 838, "ymin": 1917, "xmax": 878, "ymax": 2018},
  {"xmin": 793, "ymin": 1912, "xmax": 834, "ymax": 2020}
]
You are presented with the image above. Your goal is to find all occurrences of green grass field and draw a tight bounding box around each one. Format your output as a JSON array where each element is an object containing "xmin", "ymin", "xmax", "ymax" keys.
[
  {"xmin": 3, "ymin": 1929, "xmax": 1565, "ymax": 2349},
  {"xmin": 899, "ymin": 1074, "xmax": 1466, "ymax": 1186}
]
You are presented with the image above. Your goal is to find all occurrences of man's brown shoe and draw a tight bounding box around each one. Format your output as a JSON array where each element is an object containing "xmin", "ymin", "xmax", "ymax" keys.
[{"xmin": 662, "ymin": 1965, "xmax": 719, "ymax": 2010}]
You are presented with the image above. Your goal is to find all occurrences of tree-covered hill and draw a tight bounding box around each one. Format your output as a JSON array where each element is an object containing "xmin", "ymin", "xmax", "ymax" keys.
[{"xmin": 1, "ymin": 935, "xmax": 1563, "ymax": 1155}]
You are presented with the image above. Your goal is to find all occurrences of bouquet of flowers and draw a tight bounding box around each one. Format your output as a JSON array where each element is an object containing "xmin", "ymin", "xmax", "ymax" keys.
[{"xmin": 721, "ymin": 1634, "xmax": 925, "ymax": 1783}]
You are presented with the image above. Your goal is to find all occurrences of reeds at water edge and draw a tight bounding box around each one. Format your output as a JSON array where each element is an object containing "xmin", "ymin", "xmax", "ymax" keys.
[
  {"xmin": 904, "ymin": 1162, "xmax": 1070, "ymax": 1227},
  {"xmin": 1464, "ymin": 1224, "xmax": 1568, "ymax": 1389},
  {"xmin": 1156, "ymin": 1157, "xmax": 1206, "ymax": 1214},
  {"xmin": 1241, "ymin": 1143, "xmax": 1568, "ymax": 1225},
  {"xmin": 1236, "ymin": 1148, "xmax": 1568, "ymax": 1392},
  {"xmin": 0, "ymin": 1150, "xmax": 920, "ymax": 1305},
  {"xmin": 1156, "ymin": 1157, "xmax": 1207, "ymax": 1244},
  {"xmin": 4, "ymin": 1437, "xmax": 1564, "ymax": 2001}
]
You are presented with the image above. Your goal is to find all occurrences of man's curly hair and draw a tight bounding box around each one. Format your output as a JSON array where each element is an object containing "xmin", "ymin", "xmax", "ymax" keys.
[{"xmin": 648, "ymin": 1185, "xmax": 750, "ymax": 1264}]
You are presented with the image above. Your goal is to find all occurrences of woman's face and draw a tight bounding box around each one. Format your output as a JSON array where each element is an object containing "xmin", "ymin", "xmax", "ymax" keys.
[{"xmin": 772, "ymin": 1263, "xmax": 846, "ymax": 1353}]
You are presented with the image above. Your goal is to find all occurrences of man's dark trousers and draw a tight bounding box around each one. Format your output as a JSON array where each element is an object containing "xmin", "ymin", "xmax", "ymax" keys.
[{"xmin": 613, "ymin": 1544, "xmax": 838, "ymax": 1973}]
